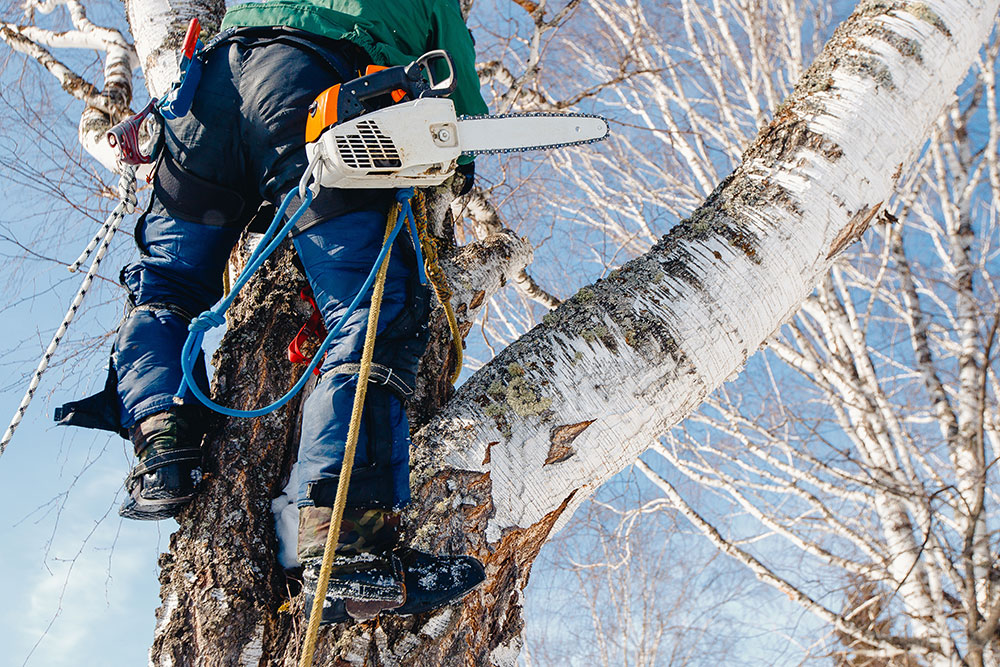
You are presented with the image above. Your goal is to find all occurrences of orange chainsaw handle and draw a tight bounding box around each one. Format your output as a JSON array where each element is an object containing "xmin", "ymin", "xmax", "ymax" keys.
[{"xmin": 305, "ymin": 66, "xmax": 407, "ymax": 143}]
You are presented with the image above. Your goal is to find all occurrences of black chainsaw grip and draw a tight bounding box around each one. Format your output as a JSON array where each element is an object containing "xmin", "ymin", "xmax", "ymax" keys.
[
  {"xmin": 340, "ymin": 66, "xmax": 422, "ymax": 104},
  {"xmin": 331, "ymin": 50, "xmax": 457, "ymax": 126}
]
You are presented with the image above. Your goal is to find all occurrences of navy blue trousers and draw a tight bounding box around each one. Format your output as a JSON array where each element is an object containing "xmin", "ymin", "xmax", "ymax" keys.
[{"xmin": 66, "ymin": 30, "xmax": 430, "ymax": 510}]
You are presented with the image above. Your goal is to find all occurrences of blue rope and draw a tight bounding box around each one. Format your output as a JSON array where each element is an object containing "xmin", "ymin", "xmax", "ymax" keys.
[
  {"xmin": 175, "ymin": 187, "xmax": 414, "ymax": 418},
  {"xmin": 406, "ymin": 201, "xmax": 426, "ymax": 285}
]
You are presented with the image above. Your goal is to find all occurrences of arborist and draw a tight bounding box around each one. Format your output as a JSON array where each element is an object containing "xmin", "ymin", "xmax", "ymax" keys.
[{"xmin": 55, "ymin": 0, "xmax": 487, "ymax": 623}]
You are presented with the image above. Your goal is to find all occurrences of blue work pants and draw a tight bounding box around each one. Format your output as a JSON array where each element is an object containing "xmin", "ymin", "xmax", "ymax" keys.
[{"xmin": 58, "ymin": 30, "xmax": 430, "ymax": 510}]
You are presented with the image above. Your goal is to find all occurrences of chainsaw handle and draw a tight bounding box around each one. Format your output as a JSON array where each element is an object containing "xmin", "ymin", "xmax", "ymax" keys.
[
  {"xmin": 406, "ymin": 50, "xmax": 456, "ymax": 98},
  {"xmin": 342, "ymin": 66, "xmax": 425, "ymax": 105},
  {"xmin": 304, "ymin": 50, "xmax": 459, "ymax": 143},
  {"xmin": 341, "ymin": 50, "xmax": 456, "ymax": 105}
]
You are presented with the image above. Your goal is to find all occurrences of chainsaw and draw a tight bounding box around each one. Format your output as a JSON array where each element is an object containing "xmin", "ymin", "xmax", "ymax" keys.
[{"xmin": 305, "ymin": 50, "xmax": 609, "ymax": 189}]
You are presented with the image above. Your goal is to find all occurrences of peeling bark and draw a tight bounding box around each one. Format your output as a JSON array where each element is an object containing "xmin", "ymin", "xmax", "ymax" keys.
[{"xmin": 417, "ymin": 0, "xmax": 1000, "ymax": 551}]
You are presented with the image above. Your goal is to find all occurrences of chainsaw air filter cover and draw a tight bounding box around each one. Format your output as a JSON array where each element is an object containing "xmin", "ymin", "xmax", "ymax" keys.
[{"xmin": 307, "ymin": 98, "xmax": 461, "ymax": 189}]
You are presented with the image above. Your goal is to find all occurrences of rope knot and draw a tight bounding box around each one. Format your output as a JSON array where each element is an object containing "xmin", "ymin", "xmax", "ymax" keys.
[
  {"xmin": 189, "ymin": 310, "xmax": 225, "ymax": 332},
  {"xmin": 395, "ymin": 187, "xmax": 415, "ymax": 203}
]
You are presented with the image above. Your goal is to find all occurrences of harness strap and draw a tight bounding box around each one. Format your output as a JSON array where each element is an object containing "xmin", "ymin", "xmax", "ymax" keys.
[
  {"xmin": 130, "ymin": 301, "xmax": 197, "ymax": 323},
  {"xmin": 125, "ymin": 449, "xmax": 202, "ymax": 487},
  {"xmin": 327, "ymin": 362, "xmax": 414, "ymax": 399},
  {"xmin": 201, "ymin": 26, "xmax": 362, "ymax": 82}
]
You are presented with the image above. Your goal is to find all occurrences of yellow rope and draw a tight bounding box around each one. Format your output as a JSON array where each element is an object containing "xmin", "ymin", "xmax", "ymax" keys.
[
  {"xmin": 298, "ymin": 208, "xmax": 397, "ymax": 667},
  {"xmin": 412, "ymin": 191, "xmax": 463, "ymax": 384}
]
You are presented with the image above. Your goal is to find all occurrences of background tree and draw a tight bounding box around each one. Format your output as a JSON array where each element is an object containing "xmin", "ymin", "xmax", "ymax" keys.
[
  {"xmin": 1, "ymin": 0, "xmax": 997, "ymax": 664},
  {"xmin": 521, "ymin": 490, "xmax": 760, "ymax": 667},
  {"xmin": 516, "ymin": 1, "xmax": 1000, "ymax": 663},
  {"xmin": 637, "ymin": 72, "xmax": 1000, "ymax": 663}
]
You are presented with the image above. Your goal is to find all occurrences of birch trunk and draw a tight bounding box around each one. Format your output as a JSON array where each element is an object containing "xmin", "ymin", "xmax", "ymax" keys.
[
  {"xmin": 124, "ymin": 0, "xmax": 225, "ymax": 98},
  {"xmin": 137, "ymin": 0, "xmax": 1000, "ymax": 664},
  {"xmin": 419, "ymin": 0, "xmax": 999, "ymax": 561}
]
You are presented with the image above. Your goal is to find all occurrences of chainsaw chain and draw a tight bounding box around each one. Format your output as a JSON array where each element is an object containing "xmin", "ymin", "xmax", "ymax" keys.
[{"xmin": 456, "ymin": 111, "xmax": 609, "ymax": 155}]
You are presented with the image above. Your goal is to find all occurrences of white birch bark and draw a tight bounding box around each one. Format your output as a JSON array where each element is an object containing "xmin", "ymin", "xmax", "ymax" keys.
[
  {"xmin": 7, "ymin": 0, "xmax": 999, "ymax": 662},
  {"xmin": 123, "ymin": 0, "xmax": 225, "ymax": 97},
  {"xmin": 2, "ymin": 0, "xmax": 139, "ymax": 170}
]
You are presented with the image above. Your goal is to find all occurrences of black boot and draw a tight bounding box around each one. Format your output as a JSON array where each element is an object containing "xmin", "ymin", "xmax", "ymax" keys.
[
  {"xmin": 302, "ymin": 547, "xmax": 486, "ymax": 625},
  {"xmin": 118, "ymin": 409, "xmax": 203, "ymax": 520},
  {"xmin": 387, "ymin": 547, "xmax": 485, "ymax": 617},
  {"xmin": 299, "ymin": 507, "xmax": 405, "ymax": 623},
  {"xmin": 298, "ymin": 506, "xmax": 485, "ymax": 625}
]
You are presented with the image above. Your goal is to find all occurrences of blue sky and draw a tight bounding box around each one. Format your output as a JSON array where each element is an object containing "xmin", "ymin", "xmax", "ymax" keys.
[
  {"xmin": 0, "ymin": 225, "xmax": 156, "ymax": 666},
  {"xmin": 0, "ymin": 2, "xmax": 169, "ymax": 657}
]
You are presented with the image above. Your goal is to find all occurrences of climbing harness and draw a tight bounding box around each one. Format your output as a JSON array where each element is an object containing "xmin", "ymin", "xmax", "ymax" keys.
[{"xmin": 173, "ymin": 161, "xmax": 416, "ymax": 416}]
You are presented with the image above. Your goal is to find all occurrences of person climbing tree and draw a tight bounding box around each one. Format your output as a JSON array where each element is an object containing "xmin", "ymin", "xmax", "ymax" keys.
[{"xmin": 54, "ymin": 0, "xmax": 487, "ymax": 623}]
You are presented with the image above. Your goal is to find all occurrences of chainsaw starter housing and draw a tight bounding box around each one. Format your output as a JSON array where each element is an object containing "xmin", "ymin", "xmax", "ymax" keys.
[{"xmin": 307, "ymin": 98, "xmax": 461, "ymax": 189}]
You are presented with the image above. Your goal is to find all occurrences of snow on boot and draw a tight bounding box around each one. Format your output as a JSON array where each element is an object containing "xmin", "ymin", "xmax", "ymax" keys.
[
  {"xmin": 302, "ymin": 552, "xmax": 405, "ymax": 621},
  {"xmin": 301, "ymin": 583, "xmax": 349, "ymax": 625},
  {"xmin": 119, "ymin": 409, "xmax": 202, "ymax": 521},
  {"xmin": 300, "ymin": 548, "xmax": 485, "ymax": 625},
  {"xmin": 298, "ymin": 507, "xmax": 404, "ymax": 624},
  {"xmin": 386, "ymin": 547, "xmax": 485, "ymax": 617}
]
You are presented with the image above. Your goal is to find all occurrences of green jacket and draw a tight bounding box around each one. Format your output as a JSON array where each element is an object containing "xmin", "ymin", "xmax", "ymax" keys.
[{"xmin": 221, "ymin": 0, "xmax": 489, "ymax": 118}]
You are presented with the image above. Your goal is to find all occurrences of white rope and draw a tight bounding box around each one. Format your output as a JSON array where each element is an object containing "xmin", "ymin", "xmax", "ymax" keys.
[
  {"xmin": 0, "ymin": 165, "xmax": 137, "ymax": 457},
  {"xmin": 68, "ymin": 214, "xmax": 119, "ymax": 273}
]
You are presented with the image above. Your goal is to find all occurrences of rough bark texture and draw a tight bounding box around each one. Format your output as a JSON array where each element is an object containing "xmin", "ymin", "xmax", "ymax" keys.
[
  {"xmin": 414, "ymin": 0, "xmax": 1000, "ymax": 557},
  {"xmin": 149, "ymin": 194, "xmax": 538, "ymax": 665},
  {"xmin": 150, "ymin": 245, "xmax": 305, "ymax": 666}
]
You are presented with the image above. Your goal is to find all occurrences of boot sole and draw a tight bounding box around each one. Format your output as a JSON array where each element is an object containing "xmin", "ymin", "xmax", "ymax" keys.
[
  {"xmin": 324, "ymin": 579, "xmax": 404, "ymax": 603},
  {"xmin": 118, "ymin": 494, "xmax": 193, "ymax": 521}
]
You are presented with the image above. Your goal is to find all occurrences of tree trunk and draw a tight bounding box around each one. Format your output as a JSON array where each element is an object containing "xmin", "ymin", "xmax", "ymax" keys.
[
  {"xmin": 145, "ymin": 0, "xmax": 1000, "ymax": 664},
  {"xmin": 149, "ymin": 203, "xmax": 536, "ymax": 665}
]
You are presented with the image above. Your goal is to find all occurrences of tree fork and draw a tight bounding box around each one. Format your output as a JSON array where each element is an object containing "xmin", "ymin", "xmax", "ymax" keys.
[{"xmin": 149, "ymin": 214, "xmax": 535, "ymax": 664}]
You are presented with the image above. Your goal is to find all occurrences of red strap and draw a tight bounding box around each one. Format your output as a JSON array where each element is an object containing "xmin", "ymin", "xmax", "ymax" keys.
[
  {"xmin": 288, "ymin": 288, "xmax": 326, "ymax": 375},
  {"xmin": 181, "ymin": 18, "xmax": 201, "ymax": 61}
]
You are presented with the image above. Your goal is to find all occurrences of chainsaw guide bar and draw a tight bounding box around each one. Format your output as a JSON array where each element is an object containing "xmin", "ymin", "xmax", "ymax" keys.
[
  {"xmin": 306, "ymin": 97, "xmax": 610, "ymax": 190},
  {"xmin": 456, "ymin": 111, "xmax": 610, "ymax": 155}
]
